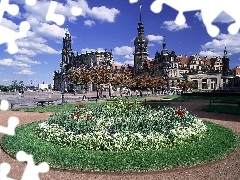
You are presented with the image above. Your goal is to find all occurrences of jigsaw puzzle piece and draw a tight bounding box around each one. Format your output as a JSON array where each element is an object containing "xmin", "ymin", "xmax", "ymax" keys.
[
  {"xmin": 0, "ymin": 21, "xmax": 30, "ymax": 54},
  {"xmin": 0, "ymin": 0, "xmax": 19, "ymax": 22},
  {"xmin": 0, "ymin": 100, "xmax": 10, "ymax": 111},
  {"xmin": 129, "ymin": 0, "xmax": 139, "ymax": 3},
  {"xmin": 0, "ymin": 163, "xmax": 16, "ymax": 180},
  {"xmin": 46, "ymin": 0, "xmax": 65, "ymax": 26},
  {"xmin": 16, "ymin": 151, "xmax": 49, "ymax": 180},
  {"xmin": 0, "ymin": 116, "xmax": 19, "ymax": 135},
  {"xmin": 150, "ymin": 0, "xmax": 201, "ymax": 25},
  {"xmin": 223, "ymin": 2, "xmax": 240, "ymax": 35},
  {"xmin": 25, "ymin": 0, "xmax": 37, "ymax": 6},
  {"xmin": 201, "ymin": 8, "xmax": 221, "ymax": 37}
]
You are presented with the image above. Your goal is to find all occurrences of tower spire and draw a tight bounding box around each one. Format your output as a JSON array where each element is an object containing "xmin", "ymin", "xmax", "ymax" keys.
[
  {"xmin": 224, "ymin": 43, "xmax": 228, "ymax": 57},
  {"xmin": 65, "ymin": 24, "xmax": 70, "ymax": 35},
  {"xmin": 163, "ymin": 36, "xmax": 166, "ymax": 50},
  {"xmin": 140, "ymin": 4, "xmax": 142, "ymax": 22}
]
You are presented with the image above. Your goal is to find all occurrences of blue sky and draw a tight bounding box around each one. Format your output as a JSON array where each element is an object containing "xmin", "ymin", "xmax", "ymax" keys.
[{"xmin": 0, "ymin": 0, "xmax": 240, "ymax": 86}]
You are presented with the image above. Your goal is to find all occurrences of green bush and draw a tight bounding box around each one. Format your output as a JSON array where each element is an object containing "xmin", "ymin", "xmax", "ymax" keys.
[{"xmin": 35, "ymin": 99, "xmax": 207, "ymax": 151}]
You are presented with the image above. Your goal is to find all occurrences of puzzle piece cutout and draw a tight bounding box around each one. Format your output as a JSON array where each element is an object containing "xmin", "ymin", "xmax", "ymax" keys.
[
  {"xmin": 0, "ymin": 21, "xmax": 30, "ymax": 54},
  {"xmin": 0, "ymin": 100, "xmax": 11, "ymax": 111},
  {"xmin": 131, "ymin": 0, "xmax": 240, "ymax": 37},
  {"xmin": 46, "ymin": 0, "xmax": 82, "ymax": 26},
  {"xmin": 129, "ymin": 0, "xmax": 139, "ymax": 4},
  {"xmin": 0, "ymin": 163, "xmax": 16, "ymax": 180},
  {"xmin": 0, "ymin": 100, "xmax": 19, "ymax": 135},
  {"xmin": 0, "ymin": 116, "xmax": 19, "ymax": 136},
  {"xmin": 16, "ymin": 151, "xmax": 49, "ymax": 180},
  {"xmin": 0, "ymin": 0, "xmax": 19, "ymax": 23},
  {"xmin": 0, "ymin": 0, "xmax": 36, "ymax": 54}
]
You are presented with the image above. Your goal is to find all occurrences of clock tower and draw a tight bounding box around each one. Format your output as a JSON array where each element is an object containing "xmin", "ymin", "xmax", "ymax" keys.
[
  {"xmin": 133, "ymin": 4, "xmax": 149, "ymax": 75},
  {"xmin": 61, "ymin": 25, "xmax": 74, "ymax": 67}
]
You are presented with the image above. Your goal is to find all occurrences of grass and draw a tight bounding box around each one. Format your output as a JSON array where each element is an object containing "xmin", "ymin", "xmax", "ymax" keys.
[
  {"xmin": 163, "ymin": 95, "xmax": 240, "ymax": 102},
  {"xmin": 1, "ymin": 121, "xmax": 239, "ymax": 172},
  {"xmin": 12, "ymin": 102, "xmax": 102, "ymax": 113},
  {"xmin": 203, "ymin": 105, "xmax": 240, "ymax": 115},
  {"xmin": 12, "ymin": 95, "xmax": 240, "ymax": 115}
]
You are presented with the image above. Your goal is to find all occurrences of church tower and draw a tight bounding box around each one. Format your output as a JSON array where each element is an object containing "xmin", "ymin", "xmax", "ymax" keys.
[
  {"xmin": 61, "ymin": 25, "xmax": 74, "ymax": 67},
  {"xmin": 222, "ymin": 45, "xmax": 230, "ymax": 76},
  {"xmin": 133, "ymin": 4, "xmax": 149, "ymax": 75}
]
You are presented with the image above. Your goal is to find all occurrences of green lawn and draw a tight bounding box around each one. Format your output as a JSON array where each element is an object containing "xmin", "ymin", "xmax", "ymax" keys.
[
  {"xmin": 203, "ymin": 105, "xmax": 240, "ymax": 115},
  {"xmin": 1, "ymin": 121, "xmax": 239, "ymax": 172}
]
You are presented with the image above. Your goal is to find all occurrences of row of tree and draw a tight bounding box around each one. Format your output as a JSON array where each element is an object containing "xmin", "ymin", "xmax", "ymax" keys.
[
  {"xmin": 68, "ymin": 65, "xmax": 165, "ymax": 98},
  {"xmin": 0, "ymin": 80, "xmax": 24, "ymax": 92}
]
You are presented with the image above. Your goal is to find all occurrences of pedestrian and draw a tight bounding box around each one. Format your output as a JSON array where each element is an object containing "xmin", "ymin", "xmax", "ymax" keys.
[{"xmin": 135, "ymin": 90, "xmax": 138, "ymax": 96}]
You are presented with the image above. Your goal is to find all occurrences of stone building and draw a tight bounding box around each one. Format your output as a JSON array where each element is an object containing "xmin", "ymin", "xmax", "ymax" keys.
[
  {"xmin": 130, "ymin": 5, "xmax": 234, "ymax": 91},
  {"xmin": 53, "ymin": 26, "xmax": 113, "ymax": 91},
  {"xmin": 133, "ymin": 4, "xmax": 149, "ymax": 75},
  {"xmin": 53, "ymin": 5, "xmax": 238, "ymax": 92}
]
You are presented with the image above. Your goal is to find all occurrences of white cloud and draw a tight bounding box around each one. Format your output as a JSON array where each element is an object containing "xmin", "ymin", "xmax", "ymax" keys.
[
  {"xmin": 123, "ymin": 54, "xmax": 134, "ymax": 59},
  {"xmin": 162, "ymin": 21, "xmax": 190, "ymax": 31},
  {"xmin": 13, "ymin": 55, "xmax": 41, "ymax": 64},
  {"xmin": 14, "ymin": 48, "xmax": 37, "ymax": 57},
  {"xmin": 123, "ymin": 60, "xmax": 134, "ymax": 66},
  {"xmin": 199, "ymin": 50, "xmax": 220, "ymax": 57},
  {"xmin": 84, "ymin": 20, "xmax": 96, "ymax": 27},
  {"xmin": 200, "ymin": 33, "xmax": 240, "ymax": 56},
  {"xmin": 113, "ymin": 46, "xmax": 134, "ymax": 55},
  {"xmin": 14, "ymin": 69, "xmax": 36, "ymax": 75},
  {"xmin": 22, "ymin": 0, "xmax": 119, "ymax": 24},
  {"xmin": 0, "ymin": 58, "xmax": 30, "ymax": 68},
  {"xmin": 34, "ymin": 22, "xmax": 66, "ymax": 39},
  {"xmin": 146, "ymin": 35, "xmax": 164, "ymax": 43},
  {"xmin": 194, "ymin": 12, "xmax": 202, "ymax": 21},
  {"xmin": 1, "ymin": 18, "xmax": 60, "ymax": 56},
  {"xmin": 195, "ymin": 11, "xmax": 235, "ymax": 23},
  {"xmin": 1, "ymin": 18, "xmax": 19, "ymax": 30},
  {"xmin": 81, "ymin": 48, "xmax": 106, "ymax": 53},
  {"xmin": 16, "ymin": 36, "xmax": 60, "ymax": 55},
  {"xmin": 90, "ymin": 6, "xmax": 120, "ymax": 23},
  {"xmin": 113, "ymin": 61, "xmax": 123, "ymax": 66},
  {"xmin": 81, "ymin": 48, "xmax": 96, "ymax": 53}
]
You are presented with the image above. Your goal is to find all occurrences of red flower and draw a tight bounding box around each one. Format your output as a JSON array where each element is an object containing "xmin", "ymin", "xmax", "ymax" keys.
[
  {"xmin": 175, "ymin": 109, "xmax": 185, "ymax": 117},
  {"xmin": 77, "ymin": 113, "xmax": 81, "ymax": 118},
  {"xmin": 71, "ymin": 113, "xmax": 75, "ymax": 118}
]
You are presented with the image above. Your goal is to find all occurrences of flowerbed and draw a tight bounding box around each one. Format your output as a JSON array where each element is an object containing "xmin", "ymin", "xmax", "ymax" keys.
[{"xmin": 35, "ymin": 99, "xmax": 208, "ymax": 151}]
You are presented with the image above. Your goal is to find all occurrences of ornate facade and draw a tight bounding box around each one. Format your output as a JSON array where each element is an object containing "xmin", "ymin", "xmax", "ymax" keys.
[
  {"xmin": 53, "ymin": 5, "xmax": 239, "ymax": 92},
  {"xmin": 133, "ymin": 5, "xmax": 149, "ymax": 75},
  {"xmin": 131, "ymin": 5, "xmax": 235, "ymax": 90},
  {"xmin": 53, "ymin": 26, "xmax": 113, "ymax": 91}
]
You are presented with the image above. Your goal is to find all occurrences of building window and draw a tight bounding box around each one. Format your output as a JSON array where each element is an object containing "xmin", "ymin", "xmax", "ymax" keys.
[{"xmin": 202, "ymin": 79, "xmax": 207, "ymax": 89}]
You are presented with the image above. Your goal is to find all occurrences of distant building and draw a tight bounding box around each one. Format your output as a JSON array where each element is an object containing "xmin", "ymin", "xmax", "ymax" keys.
[
  {"xmin": 131, "ymin": 5, "xmax": 235, "ymax": 90},
  {"xmin": 38, "ymin": 83, "xmax": 49, "ymax": 91},
  {"xmin": 53, "ymin": 25, "xmax": 113, "ymax": 91},
  {"xmin": 53, "ymin": 6, "xmax": 239, "ymax": 92}
]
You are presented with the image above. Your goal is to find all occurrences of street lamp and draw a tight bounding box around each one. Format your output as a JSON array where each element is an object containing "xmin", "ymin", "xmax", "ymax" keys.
[{"xmin": 61, "ymin": 62, "xmax": 67, "ymax": 105}]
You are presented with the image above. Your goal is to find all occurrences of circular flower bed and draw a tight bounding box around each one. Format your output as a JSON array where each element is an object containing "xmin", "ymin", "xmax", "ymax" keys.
[{"xmin": 35, "ymin": 99, "xmax": 207, "ymax": 151}]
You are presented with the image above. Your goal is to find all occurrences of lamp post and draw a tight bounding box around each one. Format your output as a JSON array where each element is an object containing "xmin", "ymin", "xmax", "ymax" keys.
[{"xmin": 61, "ymin": 63, "xmax": 67, "ymax": 105}]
